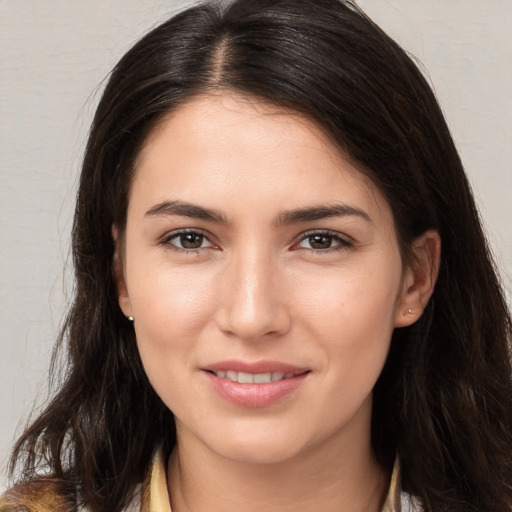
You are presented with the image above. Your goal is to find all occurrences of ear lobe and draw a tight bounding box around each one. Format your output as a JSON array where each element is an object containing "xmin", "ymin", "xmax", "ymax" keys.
[
  {"xmin": 112, "ymin": 226, "xmax": 132, "ymax": 318},
  {"xmin": 395, "ymin": 230, "xmax": 441, "ymax": 327}
]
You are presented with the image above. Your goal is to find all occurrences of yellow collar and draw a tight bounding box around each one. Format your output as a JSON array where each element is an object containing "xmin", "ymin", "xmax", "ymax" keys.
[
  {"xmin": 141, "ymin": 449, "xmax": 172, "ymax": 512},
  {"xmin": 141, "ymin": 450, "xmax": 403, "ymax": 512}
]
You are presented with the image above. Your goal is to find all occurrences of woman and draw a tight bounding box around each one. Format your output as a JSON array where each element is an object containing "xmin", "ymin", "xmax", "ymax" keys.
[{"xmin": 2, "ymin": 0, "xmax": 511, "ymax": 511}]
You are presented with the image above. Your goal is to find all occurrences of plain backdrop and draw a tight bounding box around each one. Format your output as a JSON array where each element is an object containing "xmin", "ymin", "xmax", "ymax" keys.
[{"xmin": 1, "ymin": 0, "xmax": 511, "ymax": 490}]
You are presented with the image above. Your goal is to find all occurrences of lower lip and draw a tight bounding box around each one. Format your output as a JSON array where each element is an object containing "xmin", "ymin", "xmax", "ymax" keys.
[{"xmin": 204, "ymin": 371, "xmax": 309, "ymax": 408}]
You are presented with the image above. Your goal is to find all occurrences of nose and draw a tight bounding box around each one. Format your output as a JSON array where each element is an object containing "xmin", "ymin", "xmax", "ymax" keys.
[{"xmin": 215, "ymin": 248, "xmax": 291, "ymax": 341}]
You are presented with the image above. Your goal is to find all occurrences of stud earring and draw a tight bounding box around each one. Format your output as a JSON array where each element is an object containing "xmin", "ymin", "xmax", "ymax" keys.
[
  {"xmin": 405, "ymin": 309, "xmax": 414, "ymax": 315},
  {"xmin": 127, "ymin": 316, "xmax": 135, "ymax": 322}
]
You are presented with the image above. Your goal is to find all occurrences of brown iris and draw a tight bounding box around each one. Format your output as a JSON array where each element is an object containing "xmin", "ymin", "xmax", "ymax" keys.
[
  {"xmin": 179, "ymin": 233, "xmax": 204, "ymax": 249},
  {"xmin": 307, "ymin": 234, "xmax": 334, "ymax": 249}
]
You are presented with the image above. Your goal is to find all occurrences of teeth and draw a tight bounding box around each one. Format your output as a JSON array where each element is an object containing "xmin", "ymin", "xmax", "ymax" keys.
[
  {"xmin": 226, "ymin": 370, "xmax": 237, "ymax": 381},
  {"xmin": 237, "ymin": 371, "xmax": 254, "ymax": 384},
  {"xmin": 254, "ymin": 373, "xmax": 272, "ymax": 383},
  {"xmin": 214, "ymin": 370, "xmax": 295, "ymax": 383}
]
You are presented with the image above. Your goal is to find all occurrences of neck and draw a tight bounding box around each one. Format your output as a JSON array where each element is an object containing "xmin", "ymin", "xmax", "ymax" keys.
[{"xmin": 167, "ymin": 420, "xmax": 389, "ymax": 512}]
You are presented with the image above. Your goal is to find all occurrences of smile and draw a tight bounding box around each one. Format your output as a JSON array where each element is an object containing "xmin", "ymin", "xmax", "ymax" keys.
[
  {"xmin": 203, "ymin": 361, "xmax": 310, "ymax": 408},
  {"xmin": 211, "ymin": 370, "xmax": 300, "ymax": 383}
]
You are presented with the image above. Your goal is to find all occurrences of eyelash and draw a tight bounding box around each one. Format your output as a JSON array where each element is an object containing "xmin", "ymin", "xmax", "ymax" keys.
[
  {"xmin": 293, "ymin": 230, "xmax": 353, "ymax": 254},
  {"xmin": 158, "ymin": 229, "xmax": 353, "ymax": 254},
  {"xmin": 159, "ymin": 228, "xmax": 216, "ymax": 253}
]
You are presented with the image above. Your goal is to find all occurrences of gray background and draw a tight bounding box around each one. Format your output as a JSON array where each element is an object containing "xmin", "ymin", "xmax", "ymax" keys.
[{"xmin": 1, "ymin": 0, "xmax": 511, "ymax": 489}]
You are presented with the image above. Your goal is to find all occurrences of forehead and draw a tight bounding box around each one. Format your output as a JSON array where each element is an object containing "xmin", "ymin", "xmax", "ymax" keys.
[{"xmin": 131, "ymin": 93, "xmax": 392, "ymax": 224}]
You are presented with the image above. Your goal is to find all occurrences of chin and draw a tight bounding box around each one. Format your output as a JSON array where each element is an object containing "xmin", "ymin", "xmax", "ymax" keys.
[
  {"xmin": 202, "ymin": 423, "xmax": 311, "ymax": 466},
  {"xmin": 218, "ymin": 441, "xmax": 305, "ymax": 466}
]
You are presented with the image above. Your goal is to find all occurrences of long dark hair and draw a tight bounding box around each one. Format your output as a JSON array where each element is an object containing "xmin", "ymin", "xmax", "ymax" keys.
[{"xmin": 6, "ymin": 1, "xmax": 512, "ymax": 511}]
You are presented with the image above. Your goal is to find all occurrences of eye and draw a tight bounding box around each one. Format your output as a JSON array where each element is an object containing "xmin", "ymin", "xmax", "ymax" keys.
[
  {"xmin": 161, "ymin": 230, "xmax": 215, "ymax": 251},
  {"xmin": 296, "ymin": 231, "xmax": 352, "ymax": 252}
]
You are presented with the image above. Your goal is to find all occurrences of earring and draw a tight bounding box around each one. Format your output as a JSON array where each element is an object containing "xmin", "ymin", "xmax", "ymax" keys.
[
  {"xmin": 127, "ymin": 316, "xmax": 135, "ymax": 322},
  {"xmin": 404, "ymin": 309, "xmax": 414, "ymax": 316}
]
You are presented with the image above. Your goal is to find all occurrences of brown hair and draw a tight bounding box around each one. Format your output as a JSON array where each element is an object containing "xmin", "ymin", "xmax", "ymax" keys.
[
  {"xmin": 0, "ymin": 478, "xmax": 74, "ymax": 512},
  {"xmin": 5, "ymin": 1, "xmax": 512, "ymax": 511}
]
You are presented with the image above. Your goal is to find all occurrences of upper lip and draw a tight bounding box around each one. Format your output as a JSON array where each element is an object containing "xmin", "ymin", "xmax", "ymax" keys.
[{"xmin": 202, "ymin": 359, "xmax": 309, "ymax": 375}]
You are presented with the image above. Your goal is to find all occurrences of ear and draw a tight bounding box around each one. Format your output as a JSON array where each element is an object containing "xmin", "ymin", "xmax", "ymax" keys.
[
  {"xmin": 395, "ymin": 230, "xmax": 441, "ymax": 327},
  {"xmin": 112, "ymin": 225, "xmax": 133, "ymax": 318}
]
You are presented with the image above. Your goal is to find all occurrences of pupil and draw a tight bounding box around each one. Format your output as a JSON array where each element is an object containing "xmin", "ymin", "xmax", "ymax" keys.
[
  {"xmin": 310, "ymin": 235, "xmax": 331, "ymax": 249},
  {"xmin": 181, "ymin": 233, "xmax": 202, "ymax": 249}
]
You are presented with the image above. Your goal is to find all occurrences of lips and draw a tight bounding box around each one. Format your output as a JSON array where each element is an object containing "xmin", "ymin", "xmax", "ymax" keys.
[
  {"xmin": 212, "ymin": 370, "xmax": 299, "ymax": 383},
  {"xmin": 202, "ymin": 360, "xmax": 310, "ymax": 408}
]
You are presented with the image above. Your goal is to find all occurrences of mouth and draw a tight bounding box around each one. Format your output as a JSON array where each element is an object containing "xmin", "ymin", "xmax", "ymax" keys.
[
  {"xmin": 208, "ymin": 369, "xmax": 306, "ymax": 384},
  {"xmin": 202, "ymin": 361, "xmax": 310, "ymax": 407}
]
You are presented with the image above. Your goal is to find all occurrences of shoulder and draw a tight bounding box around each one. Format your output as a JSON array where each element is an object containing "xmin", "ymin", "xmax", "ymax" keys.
[
  {"xmin": 0, "ymin": 478, "xmax": 75, "ymax": 512},
  {"xmin": 1, "ymin": 479, "xmax": 143, "ymax": 512},
  {"xmin": 401, "ymin": 491, "xmax": 423, "ymax": 512}
]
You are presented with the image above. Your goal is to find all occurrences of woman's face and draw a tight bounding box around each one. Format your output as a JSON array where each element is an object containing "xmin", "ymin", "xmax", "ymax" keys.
[{"xmin": 116, "ymin": 93, "xmax": 423, "ymax": 465}]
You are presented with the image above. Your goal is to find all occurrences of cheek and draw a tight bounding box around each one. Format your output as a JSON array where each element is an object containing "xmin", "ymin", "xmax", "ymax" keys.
[
  {"xmin": 297, "ymin": 260, "xmax": 400, "ymax": 328},
  {"xmin": 127, "ymin": 262, "xmax": 217, "ymax": 369},
  {"xmin": 292, "ymin": 259, "xmax": 401, "ymax": 377}
]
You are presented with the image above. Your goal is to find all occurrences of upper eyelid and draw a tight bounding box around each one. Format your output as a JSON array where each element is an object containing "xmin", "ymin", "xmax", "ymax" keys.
[
  {"xmin": 158, "ymin": 227, "xmax": 353, "ymax": 248},
  {"xmin": 159, "ymin": 227, "xmax": 217, "ymax": 247},
  {"xmin": 295, "ymin": 229, "xmax": 353, "ymax": 243},
  {"xmin": 292, "ymin": 230, "xmax": 354, "ymax": 252},
  {"xmin": 161, "ymin": 227, "xmax": 212, "ymax": 239}
]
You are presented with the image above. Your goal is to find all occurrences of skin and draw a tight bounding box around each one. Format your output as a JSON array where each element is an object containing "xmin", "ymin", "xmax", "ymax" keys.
[{"xmin": 114, "ymin": 93, "xmax": 439, "ymax": 512}]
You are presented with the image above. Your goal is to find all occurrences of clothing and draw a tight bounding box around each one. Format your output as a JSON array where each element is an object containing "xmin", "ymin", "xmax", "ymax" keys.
[
  {"xmin": 127, "ymin": 450, "xmax": 421, "ymax": 512},
  {"xmin": 0, "ymin": 450, "xmax": 420, "ymax": 511}
]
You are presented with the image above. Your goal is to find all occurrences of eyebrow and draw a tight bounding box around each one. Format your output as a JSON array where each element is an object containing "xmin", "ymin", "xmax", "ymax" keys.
[
  {"xmin": 145, "ymin": 200, "xmax": 228, "ymax": 223},
  {"xmin": 276, "ymin": 203, "xmax": 372, "ymax": 225},
  {"xmin": 144, "ymin": 200, "xmax": 372, "ymax": 225}
]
